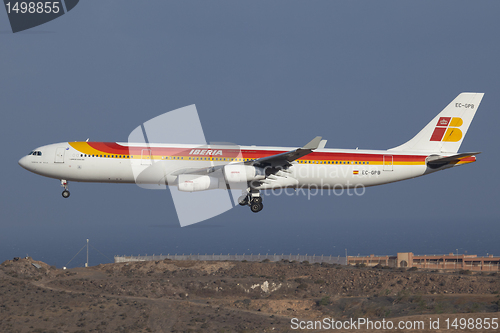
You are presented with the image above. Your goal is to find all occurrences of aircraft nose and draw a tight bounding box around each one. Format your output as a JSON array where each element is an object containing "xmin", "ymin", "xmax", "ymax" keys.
[{"xmin": 18, "ymin": 156, "xmax": 28, "ymax": 170}]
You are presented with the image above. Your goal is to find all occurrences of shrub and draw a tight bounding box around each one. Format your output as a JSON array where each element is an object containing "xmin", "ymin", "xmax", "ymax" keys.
[
  {"xmin": 297, "ymin": 283, "xmax": 308, "ymax": 290},
  {"xmin": 317, "ymin": 296, "xmax": 330, "ymax": 306}
]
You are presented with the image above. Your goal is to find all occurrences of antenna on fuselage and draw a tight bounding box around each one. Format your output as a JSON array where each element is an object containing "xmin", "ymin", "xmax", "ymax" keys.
[{"xmin": 86, "ymin": 138, "xmax": 89, "ymax": 142}]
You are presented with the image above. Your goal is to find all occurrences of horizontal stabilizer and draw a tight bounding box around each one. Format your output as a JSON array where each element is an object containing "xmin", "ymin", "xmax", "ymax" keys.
[{"xmin": 426, "ymin": 152, "xmax": 480, "ymax": 169}]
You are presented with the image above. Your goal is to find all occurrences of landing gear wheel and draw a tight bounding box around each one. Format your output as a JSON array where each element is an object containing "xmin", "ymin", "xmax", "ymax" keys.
[
  {"xmin": 238, "ymin": 195, "xmax": 249, "ymax": 206},
  {"xmin": 250, "ymin": 202, "xmax": 263, "ymax": 213},
  {"xmin": 252, "ymin": 197, "xmax": 262, "ymax": 204},
  {"xmin": 62, "ymin": 190, "xmax": 70, "ymax": 198}
]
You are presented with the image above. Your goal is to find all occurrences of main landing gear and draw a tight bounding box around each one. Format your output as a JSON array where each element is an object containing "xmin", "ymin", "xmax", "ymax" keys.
[
  {"xmin": 61, "ymin": 179, "xmax": 70, "ymax": 198},
  {"xmin": 238, "ymin": 190, "xmax": 263, "ymax": 213}
]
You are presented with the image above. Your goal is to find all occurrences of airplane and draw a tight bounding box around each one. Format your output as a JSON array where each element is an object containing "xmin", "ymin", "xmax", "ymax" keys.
[{"xmin": 19, "ymin": 92, "xmax": 483, "ymax": 213}]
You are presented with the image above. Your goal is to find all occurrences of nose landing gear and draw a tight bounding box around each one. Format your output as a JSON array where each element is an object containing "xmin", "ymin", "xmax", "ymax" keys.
[{"xmin": 61, "ymin": 179, "xmax": 70, "ymax": 198}]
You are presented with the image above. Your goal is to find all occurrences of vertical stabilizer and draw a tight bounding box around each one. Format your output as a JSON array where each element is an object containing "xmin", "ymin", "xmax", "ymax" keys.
[{"xmin": 389, "ymin": 93, "xmax": 484, "ymax": 153}]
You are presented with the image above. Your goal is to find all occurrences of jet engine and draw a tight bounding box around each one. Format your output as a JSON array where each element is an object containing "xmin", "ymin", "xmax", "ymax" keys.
[
  {"xmin": 223, "ymin": 165, "xmax": 266, "ymax": 183},
  {"xmin": 177, "ymin": 175, "xmax": 219, "ymax": 192}
]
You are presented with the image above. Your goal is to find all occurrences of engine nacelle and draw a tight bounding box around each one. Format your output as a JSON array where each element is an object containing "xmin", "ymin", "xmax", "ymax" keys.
[
  {"xmin": 177, "ymin": 175, "xmax": 219, "ymax": 192},
  {"xmin": 223, "ymin": 165, "xmax": 265, "ymax": 183}
]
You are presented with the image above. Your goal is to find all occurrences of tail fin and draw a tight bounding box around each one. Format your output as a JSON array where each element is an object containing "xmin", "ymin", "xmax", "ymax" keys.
[{"xmin": 389, "ymin": 93, "xmax": 484, "ymax": 153}]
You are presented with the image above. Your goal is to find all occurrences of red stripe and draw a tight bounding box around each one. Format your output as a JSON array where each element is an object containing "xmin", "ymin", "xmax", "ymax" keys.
[
  {"xmin": 430, "ymin": 127, "xmax": 446, "ymax": 141},
  {"xmin": 84, "ymin": 142, "xmax": 428, "ymax": 162}
]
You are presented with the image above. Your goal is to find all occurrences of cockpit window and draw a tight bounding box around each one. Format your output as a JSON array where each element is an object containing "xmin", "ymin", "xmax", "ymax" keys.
[
  {"xmin": 29, "ymin": 151, "xmax": 42, "ymax": 156},
  {"xmin": 37, "ymin": 151, "xmax": 42, "ymax": 156}
]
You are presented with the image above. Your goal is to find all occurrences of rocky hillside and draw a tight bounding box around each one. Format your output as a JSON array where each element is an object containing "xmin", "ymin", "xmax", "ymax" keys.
[{"xmin": 1, "ymin": 257, "xmax": 499, "ymax": 332}]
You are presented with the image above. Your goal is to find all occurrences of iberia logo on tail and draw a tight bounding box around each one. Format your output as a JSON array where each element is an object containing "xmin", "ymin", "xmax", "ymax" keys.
[{"xmin": 430, "ymin": 117, "xmax": 463, "ymax": 142}]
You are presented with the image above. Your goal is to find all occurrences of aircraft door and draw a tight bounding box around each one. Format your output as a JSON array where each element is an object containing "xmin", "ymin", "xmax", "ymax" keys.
[
  {"xmin": 54, "ymin": 147, "xmax": 65, "ymax": 163},
  {"xmin": 383, "ymin": 155, "xmax": 393, "ymax": 171},
  {"xmin": 141, "ymin": 149, "xmax": 152, "ymax": 165}
]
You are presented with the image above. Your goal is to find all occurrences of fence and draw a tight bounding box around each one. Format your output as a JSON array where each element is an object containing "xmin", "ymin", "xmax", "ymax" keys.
[{"xmin": 114, "ymin": 253, "xmax": 346, "ymax": 265}]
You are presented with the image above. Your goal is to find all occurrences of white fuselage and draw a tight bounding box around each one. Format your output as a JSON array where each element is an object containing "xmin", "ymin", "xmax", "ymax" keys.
[{"xmin": 18, "ymin": 141, "xmax": 471, "ymax": 191}]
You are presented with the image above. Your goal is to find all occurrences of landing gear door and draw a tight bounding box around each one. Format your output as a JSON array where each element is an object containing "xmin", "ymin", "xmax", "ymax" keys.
[
  {"xmin": 383, "ymin": 155, "xmax": 393, "ymax": 171},
  {"xmin": 54, "ymin": 147, "xmax": 65, "ymax": 163}
]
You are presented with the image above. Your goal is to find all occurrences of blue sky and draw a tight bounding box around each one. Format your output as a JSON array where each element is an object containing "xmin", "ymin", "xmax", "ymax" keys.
[{"xmin": 1, "ymin": 1, "xmax": 499, "ymax": 267}]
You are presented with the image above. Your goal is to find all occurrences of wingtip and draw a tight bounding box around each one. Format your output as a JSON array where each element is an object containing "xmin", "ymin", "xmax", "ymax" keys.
[{"xmin": 302, "ymin": 136, "xmax": 323, "ymax": 150}]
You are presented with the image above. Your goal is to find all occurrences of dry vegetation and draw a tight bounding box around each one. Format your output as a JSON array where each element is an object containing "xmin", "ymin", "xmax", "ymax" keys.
[{"xmin": 0, "ymin": 258, "xmax": 499, "ymax": 332}]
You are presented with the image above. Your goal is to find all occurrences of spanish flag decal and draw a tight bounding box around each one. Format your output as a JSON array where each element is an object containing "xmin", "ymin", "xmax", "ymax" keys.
[{"xmin": 353, "ymin": 170, "xmax": 359, "ymax": 175}]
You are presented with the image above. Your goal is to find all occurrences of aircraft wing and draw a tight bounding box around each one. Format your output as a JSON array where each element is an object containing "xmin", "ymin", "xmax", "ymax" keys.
[
  {"xmin": 170, "ymin": 167, "xmax": 217, "ymax": 176},
  {"xmin": 246, "ymin": 136, "xmax": 323, "ymax": 168},
  {"xmin": 426, "ymin": 152, "xmax": 480, "ymax": 168},
  {"xmin": 170, "ymin": 136, "xmax": 323, "ymax": 177}
]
